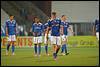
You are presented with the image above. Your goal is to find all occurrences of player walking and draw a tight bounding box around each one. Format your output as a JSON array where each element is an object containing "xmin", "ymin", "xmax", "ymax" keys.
[
  {"xmin": 32, "ymin": 17, "xmax": 44, "ymax": 56},
  {"xmin": 46, "ymin": 12, "xmax": 62, "ymax": 60},
  {"xmin": 6, "ymin": 15, "xmax": 16, "ymax": 56},
  {"xmin": 60, "ymin": 15, "xmax": 70, "ymax": 55}
]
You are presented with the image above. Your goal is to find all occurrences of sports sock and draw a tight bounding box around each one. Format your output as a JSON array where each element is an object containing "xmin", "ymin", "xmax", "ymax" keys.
[
  {"xmin": 34, "ymin": 44, "xmax": 37, "ymax": 54},
  {"xmin": 45, "ymin": 45, "xmax": 48, "ymax": 54},
  {"xmin": 12, "ymin": 45, "xmax": 15, "ymax": 53},
  {"xmin": 38, "ymin": 45, "xmax": 41, "ymax": 55},
  {"xmin": 61, "ymin": 45, "xmax": 64, "ymax": 53},
  {"xmin": 7, "ymin": 44, "xmax": 10, "ymax": 51}
]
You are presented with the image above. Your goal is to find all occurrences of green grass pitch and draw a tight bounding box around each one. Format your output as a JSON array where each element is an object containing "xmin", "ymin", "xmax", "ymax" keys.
[
  {"xmin": 1, "ymin": 36, "xmax": 99, "ymax": 66},
  {"xmin": 1, "ymin": 47, "xmax": 99, "ymax": 66}
]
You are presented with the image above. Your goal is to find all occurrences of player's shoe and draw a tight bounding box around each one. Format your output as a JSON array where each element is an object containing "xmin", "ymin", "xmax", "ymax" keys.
[
  {"xmin": 46, "ymin": 53, "xmax": 50, "ymax": 56},
  {"xmin": 61, "ymin": 53, "xmax": 65, "ymax": 56},
  {"xmin": 54, "ymin": 58, "xmax": 57, "ymax": 61},
  {"xmin": 12, "ymin": 52, "xmax": 15, "ymax": 56},
  {"xmin": 66, "ymin": 53, "xmax": 69, "ymax": 55},
  {"xmin": 38, "ymin": 54, "xmax": 41, "ymax": 57},
  {"xmin": 6, "ymin": 50, "xmax": 9, "ymax": 55},
  {"xmin": 34, "ymin": 54, "xmax": 37, "ymax": 56}
]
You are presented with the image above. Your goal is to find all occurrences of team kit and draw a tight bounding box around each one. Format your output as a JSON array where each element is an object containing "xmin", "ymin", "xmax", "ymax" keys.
[{"xmin": 5, "ymin": 12, "xmax": 99, "ymax": 60}]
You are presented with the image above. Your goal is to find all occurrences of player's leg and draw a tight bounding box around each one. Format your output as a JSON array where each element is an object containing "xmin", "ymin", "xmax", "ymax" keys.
[
  {"xmin": 44, "ymin": 34, "xmax": 49, "ymax": 55},
  {"xmin": 38, "ymin": 43, "xmax": 41, "ymax": 56},
  {"xmin": 33, "ymin": 37, "xmax": 38, "ymax": 56},
  {"xmin": 64, "ymin": 37, "xmax": 69, "ymax": 55},
  {"xmin": 6, "ymin": 35, "xmax": 11, "ymax": 55},
  {"xmin": 61, "ymin": 35, "xmax": 66, "ymax": 55},
  {"xmin": 62, "ymin": 36, "xmax": 69, "ymax": 55},
  {"xmin": 55, "ymin": 37, "xmax": 61, "ymax": 55},
  {"xmin": 37, "ymin": 36, "xmax": 43, "ymax": 56},
  {"xmin": 11, "ymin": 35, "xmax": 16, "ymax": 55},
  {"xmin": 51, "ymin": 36, "xmax": 57, "ymax": 60},
  {"xmin": 12, "ymin": 42, "xmax": 15, "ymax": 55},
  {"xmin": 96, "ymin": 32, "xmax": 99, "ymax": 41}
]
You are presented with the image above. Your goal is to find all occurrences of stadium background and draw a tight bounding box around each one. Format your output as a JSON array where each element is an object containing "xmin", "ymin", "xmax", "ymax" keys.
[
  {"xmin": 1, "ymin": 1, "xmax": 99, "ymax": 47},
  {"xmin": 1, "ymin": 1, "xmax": 99, "ymax": 66}
]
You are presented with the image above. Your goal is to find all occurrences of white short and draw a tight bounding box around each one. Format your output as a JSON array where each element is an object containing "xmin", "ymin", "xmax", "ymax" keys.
[
  {"xmin": 50, "ymin": 36, "xmax": 61, "ymax": 45},
  {"xmin": 33, "ymin": 36, "xmax": 43, "ymax": 44},
  {"xmin": 44, "ymin": 34, "xmax": 51, "ymax": 44},
  {"xmin": 96, "ymin": 32, "xmax": 99, "ymax": 40},
  {"xmin": 61, "ymin": 35, "xmax": 68, "ymax": 41},
  {"xmin": 8, "ymin": 35, "xmax": 16, "ymax": 41}
]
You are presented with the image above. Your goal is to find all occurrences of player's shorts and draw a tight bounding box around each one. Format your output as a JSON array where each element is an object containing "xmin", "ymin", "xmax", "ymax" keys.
[
  {"xmin": 96, "ymin": 32, "xmax": 99, "ymax": 40},
  {"xmin": 8, "ymin": 35, "xmax": 16, "ymax": 41},
  {"xmin": 50, "ymin": 36, "xmax": 61, "ymax": 45},
  {"xmin": 61, "ymin": 35, "xmax": 68, "ymax": 41},
  {"xmin": 33, "ymin": 36, "xmax": 43, "ymax": 44},
  {"xmin": 44, "ymin": 34, "xmax": 51, "ymax": 44}
]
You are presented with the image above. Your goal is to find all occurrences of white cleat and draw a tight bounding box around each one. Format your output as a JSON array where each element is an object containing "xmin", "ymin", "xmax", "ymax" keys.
[
  {"xmin": 6, "ymin": 50, "xmax": 9, "ymax": 55},
  {"xmin": 54, "ymin": 58, "xmax": 57, "ymax": 61},
  {"xmin": 61, "ymin": 53, "xmax": 65, "ymax": 56},
  {"xmin": 34, "ymin": 54, "xmax": 37, "ymax": 56},
  {"xmin": 12, "ymin": 53, "xmax": 15, "ymax": 56},
  {"xmin": 38, "ymin": 55, "xmax": 41, "ymax": 57},
  {"xmin": 47, "ymin": 53, "xmax": 50, "ymax": 56}
]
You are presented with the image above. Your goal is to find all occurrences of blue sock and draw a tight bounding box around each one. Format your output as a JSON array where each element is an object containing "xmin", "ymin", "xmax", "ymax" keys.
[
  {"xmin": 12, "ymin": 45, "xmax": 15, "ymax": 53},
  {"xmin": 39, "ymin": 45, "xmax": 41, "ymax": 55},
  {"xmin": 61, "ymin": 45, "xmax": 64, "ymax": 53},
  {"xmin": 64, "ymin": 44, "xmax": 68, "ymax": 54},
  {"xmin": 7, "ymin": 44, "xmax": 10, "ymax": 51},
  {"xmin": 45, "ymin": 45, "xmax": 48, "ymax": 54},
  {"xmin": 34, "ymin": 44, "xmax": 37, "ymax": 54},
  {"xmin": 53, "ymin": 53, "xmax": 57, "ymax": 58}
]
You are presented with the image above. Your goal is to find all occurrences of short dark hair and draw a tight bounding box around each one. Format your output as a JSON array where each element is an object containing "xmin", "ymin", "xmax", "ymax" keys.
[
  {"xmin": 34, "ymin": 16, "xmax": 38, "ymax": 19},
  {"xmin": 9, "ymin": 15, "xmax": 14, "ymax": 17},
  {"xmin": 51, "ymin": 12, "xmax": 56, "ymax": 15},
  {"xmin": 61, "ymin": 15, "xmax": 66, "ymax": 17}
]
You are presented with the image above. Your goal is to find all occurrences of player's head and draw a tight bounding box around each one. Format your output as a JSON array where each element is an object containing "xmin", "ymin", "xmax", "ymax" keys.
[
  {"xmin": 34, "ymin": 16, "xmax": 39, "ymax": 23},
  {"xmin": 51, "ymin": 12, "xmax": 56, "ymax": 19},
  {"xmin": 9, "ymin": 15, "xmax": 14, "ymax": 21},
  {"xmin": 61, "ymin": 15, "xmax": 68, "ymax": 21}
]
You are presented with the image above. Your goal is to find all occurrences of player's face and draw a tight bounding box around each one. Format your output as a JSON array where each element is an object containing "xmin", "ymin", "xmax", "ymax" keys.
[
  {"xmin": 64, "ymin": 16, "xmax": 68, "ymax": 20},
  {"xmin": 51, "ymin": 14, "xmax": 56, "ymax": 19},
  {"xmin": 10, "ymin": 16, "xmax": 14, "ymax": 21},
  {"xmin": 34, "ymin": 18, "xmax": 38, "ymax": 23}
]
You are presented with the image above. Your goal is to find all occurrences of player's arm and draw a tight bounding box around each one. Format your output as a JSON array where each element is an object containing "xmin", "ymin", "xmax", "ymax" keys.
[
  {"xmin": 60, "ymin": 21, "xmax": 64, "ymax": 35},
  {"xmin": 32, "ymin": 23, "xmax": 35, "ymax": 36},
  {"xmin": 46, "ymin": 20, "xmax": 51, "ymax": 40},
  {"xmin": 92, "ymin": 22, "xmax": 96, "ymax": 36},
  {"xmin": 15, "ymin": 21, "xmax": 17, "ymax": 35},
  {"xmin": 60, "ymin": 25, "xmax": 64, "ymax": 35},
  {"xmin": 68, "ymin": 23, "xmax": 74, "ymax": 35},
  {"xmin": 5, "ymin": 21, "xmax": 8, "ymax": 36}
]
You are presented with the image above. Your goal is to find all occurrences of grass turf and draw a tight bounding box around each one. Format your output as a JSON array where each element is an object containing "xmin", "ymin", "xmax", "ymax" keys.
[{"xmin": 1, "ymin": 47, "xmax": 99, "ymax": 66}]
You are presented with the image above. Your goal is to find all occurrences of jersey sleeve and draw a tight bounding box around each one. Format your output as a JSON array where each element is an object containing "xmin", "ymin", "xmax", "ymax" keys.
[
  {"xmin": 67, "ymin": 22, "xmax": 69, "ymax": 28},
  {"xmin": 5, "ymin": 21, "xmax": 8, "ymax": 28},
  {"xmin": 60, "ymin": 22, "xmax": 63, "ymax": 26},
  {"xmin": 14, "ymin": 21, "xmax": 16, "ymax": 34},
  {"xmin": 32, "ymin": 23, "xmax": 34, "ymax": 32},
  {"xmin": 41, "ymin": 24, "xmax": 44, "ymax": 32},
  {"xmin": 48, "ymin": 20, "xmax": 51, "ymax": 27}
]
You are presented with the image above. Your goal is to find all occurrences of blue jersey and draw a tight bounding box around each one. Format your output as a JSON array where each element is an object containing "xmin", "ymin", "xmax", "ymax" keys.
[
  {"xmin": 44, "ymin": 23, "xmax": 48, "ymax": 30},
  {"xmin": 48, "ymin": 19, "xmax": 61, "ymax": 36},
  {"xmin": 95, "ymin": 19, "xmax": 99, "ymax": 32},
  {"xmin": 61, "ymin": 21, "xmax": 69, "ymax": 35},
  {"xmin": 6, "ymin": 19, "xmax": 16, "ymax": 35},
  {"xmin": 32, "ymin": 22, "xmax": 44, "ymax": 36}
]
